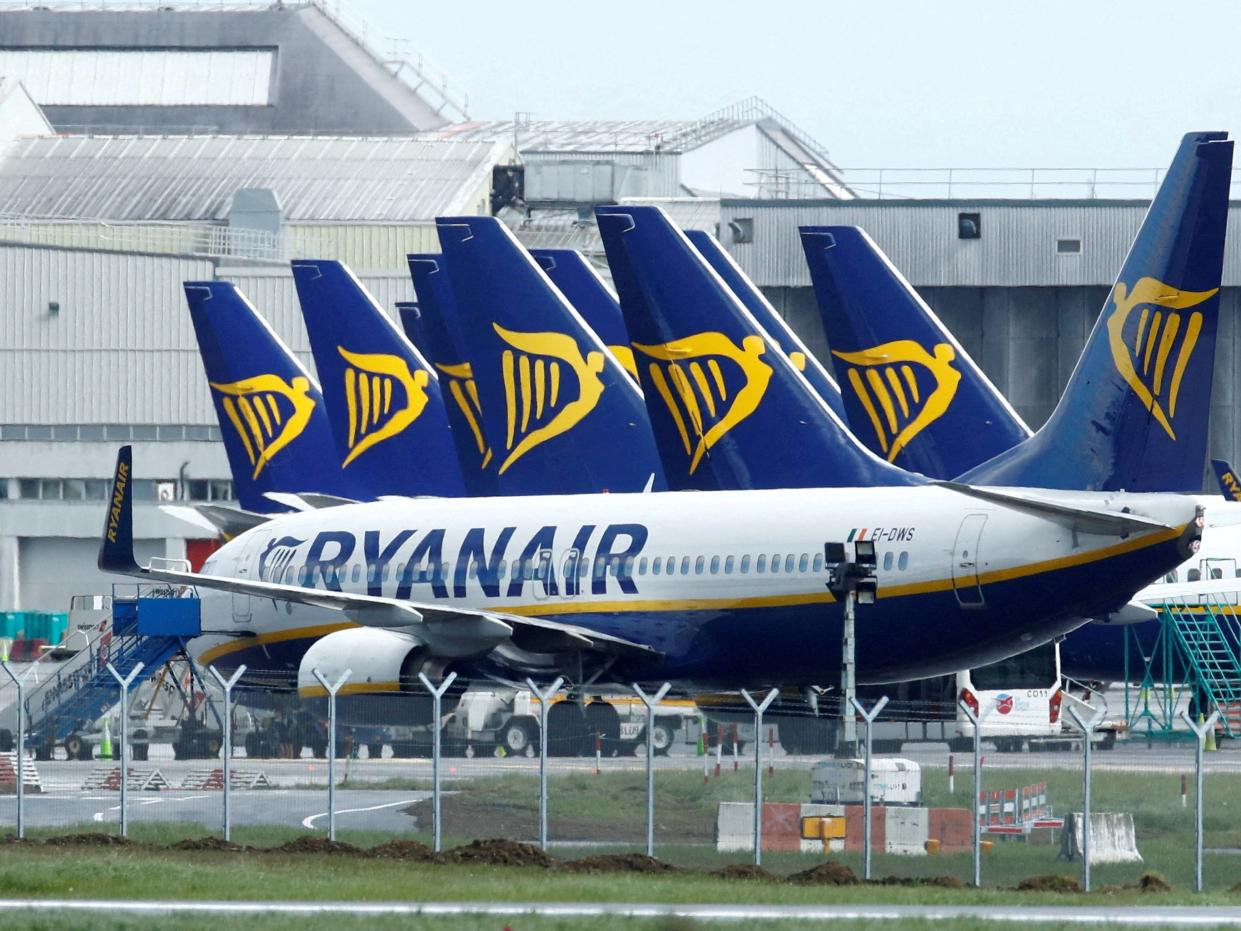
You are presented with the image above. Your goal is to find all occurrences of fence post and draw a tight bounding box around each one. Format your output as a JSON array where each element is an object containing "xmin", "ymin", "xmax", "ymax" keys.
[
  {"xmin": 849, "ymin": 695, "xmax": 890, "ymax": 881},
  {"xmin": 105, "ymin": 662, "xmax": 144, "ymax": 839},
  {"xmin": 957, "ymin": 697, "xmax": 982, "ymax": 887},
  {"xmin": 1066, "ymin": 705, "xmax": 1106, "ymax": 892},
  {"xmin": 208, "ymin": 665, "xmax": 246, "ymax": 842},
  {"xmin": 311, "ymin": 667, "xmax": 351, "ymax": 842},
  {"xmin": 740, "ymin": 688, "xmax": 779, "ymax": 866},
  {"xmin": 632, "ymin": 682, "xmax": 672, "ymax": 858},
  {"xmin": 0, "ymin": 662, "xmax": 36, "ymax": 839},
  {"xmin": 418, "ymin": 670, "xmax": 459, "ymax": 853},
  {"xmin": 1179, "ymin": 709, "xmax": 1219, "ymax": 892},
  {"xmin": 525, "ymin": 676, "xmax": 564, "ymax": 852}
]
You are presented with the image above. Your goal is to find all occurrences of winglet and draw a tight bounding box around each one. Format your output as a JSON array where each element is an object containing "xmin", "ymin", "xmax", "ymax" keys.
[
  {"xmin": 1212, "ymin": 459, "xmax": 1241, "ymax": 501},
  {"xmin": 99, "ymin": 445, "xmax": 139, "ymax": 573}
]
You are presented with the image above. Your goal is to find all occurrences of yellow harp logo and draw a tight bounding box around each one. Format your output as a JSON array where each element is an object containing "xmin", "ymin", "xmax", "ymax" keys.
[
  {"xmin": 434, "ymin": 361, "xmax": 493, "ymax": 470},
  {"xmin": 496, "ymin": 324, "xmax": 606, "ymax": 474},
  {"xmin": 1105, "ymin": 277, "xmax": 1218, "ymax": 441},
  {"xmin": 210, "ymin": 374, "xmax": 317, "ymax": 479},
  {"xmin": 632, "ymin": 332, "xmax": 773, "ymax": 474},
  {"xmin": 609, "ymin": 345, "xmax": 640, "ymax": 381},
  {"xmin": 338, "ymin": 348, "xmax": 431, "ymax": 467},
  {"xmin": 832, "ymin": 340, "xmax": 961, "ymax": 463}
]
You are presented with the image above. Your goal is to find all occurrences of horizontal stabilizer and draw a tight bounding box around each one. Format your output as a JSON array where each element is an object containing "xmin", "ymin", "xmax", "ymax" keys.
[
  {"xmin": 935, "ymin": 481, "xmax": 1176, "ymax": 536},
  {"xmin": 263, "ymin": 492, "xmax": 360, "ymax": 511},
  {"xmin": 160, "ymin": 504, "xmax": 270, "ymax": 538}
]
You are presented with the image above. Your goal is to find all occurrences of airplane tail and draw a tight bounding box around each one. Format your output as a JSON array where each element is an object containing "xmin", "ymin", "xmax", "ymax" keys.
[
  {"xmin": 433, "ymin": 217, "xmax": 666, "ymax": 494},
  {"xmin": 682, "ymin": 229, "xmax": 848, "ymax": 422},
  {"xmin": 595, "ymin": 204, "xmax": 919, "ymax": 490},
  {"xmin": 960, "ymin": 132, "xmax": 1233, "ymax": 491},
  {"xmin": 290, "ymin": 260, "xmax": 466, "ymax": 498},
  {"xmin": 529, "ymin": 249, "xmax": 639, "ymax": 381},
  {"xmin": 1212, "ymin": 459, "xmax": 1241, "ymax": 501},
  {"xmin": 403, "ymin": 254, "xmax": 498, "ymax": 495},
  {"xmin": 799, "ymin": 226, "xmax": 1031, "ymax": 478},
  {"xmin": 183, "ymin": 281, "xmax": 350, "ymax": 512}
]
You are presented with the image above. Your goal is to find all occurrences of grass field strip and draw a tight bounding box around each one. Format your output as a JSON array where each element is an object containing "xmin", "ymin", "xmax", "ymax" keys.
[{"xmin": 3, "ymin": 899, "xmax": 1241, "ymax": 924}]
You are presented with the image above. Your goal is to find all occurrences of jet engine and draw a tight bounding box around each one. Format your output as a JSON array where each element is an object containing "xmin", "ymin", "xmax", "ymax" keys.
[{"xmin": 296, "ymin": 627, "xmax": 464, "ymax": 727}]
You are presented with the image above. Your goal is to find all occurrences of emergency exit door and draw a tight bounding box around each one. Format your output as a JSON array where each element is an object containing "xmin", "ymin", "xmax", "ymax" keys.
[{"xmin": 951, "ymin": 514, "xmax": 987, "ymax": 607}]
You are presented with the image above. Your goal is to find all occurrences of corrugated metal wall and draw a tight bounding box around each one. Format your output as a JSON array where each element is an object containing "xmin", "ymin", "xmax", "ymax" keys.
[
  {"xmin": 725, "ymin": 201, "xmax": 1241, "ymax": 289},
  {"xmin": 0, "ymin": 244, "xmax": 412, "ymax": 424}
]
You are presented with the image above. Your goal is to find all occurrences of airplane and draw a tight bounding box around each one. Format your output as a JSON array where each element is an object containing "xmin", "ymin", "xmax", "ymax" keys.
[
  {"xmin": 183, "ymin": 281, "xmax": 356, "ymax": 514},
  {"xmin": 434, "ymin": 217, "xmax": 666, "ymax": 494},
  {"xmin": 101, "ymin": 439, "xmax": 1203, "ymax": 718},
  {"xmin": 290, "ymin": 259, "xmax": 467, "ymax": 499}
]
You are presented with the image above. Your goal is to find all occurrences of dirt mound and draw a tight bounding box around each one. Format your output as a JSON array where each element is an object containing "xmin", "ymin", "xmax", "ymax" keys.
[
  {"xmin": 42, "ymin": 833, "xmax": 131, "ymax": 848},
  {"xmin": 560, "ymin": 853, "xmax": 680, "ymax": 875},
  {"xmin": 785, "ymin": 861, "xmax": 859, "ymax": 886},
  {"xmin": 1136, "ymin": 872, "xmax": 1172, "ymax": 893},
  {"xmin": 271, "ymin": 836, "xmax": 364, "ymax": 856},
  {"xmin": 1015, "ymin": 874, "xmax": 1081, "ymax": 893},
  {"xmin": 369, "ymin": 839, "xmax": 435, "ymax": 862},
  {"xmin": 711, "ymin": 864, "xmax": 777, "ymax": 882},
  {"xmin": 436, "ymin": 838, "xmax": 554, "ymax": 868},
  {"xmin": 874, "ymin": 875, "xmax": 965, "ymax": 888},
  {"xmin": 170, "ymin": 837, "xmax": 243, "ymax": 853}
]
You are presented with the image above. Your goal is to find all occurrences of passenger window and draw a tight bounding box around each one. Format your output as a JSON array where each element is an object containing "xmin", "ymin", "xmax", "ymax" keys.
[
  {"xmin": 382, "ymin": 563, "xmax": 391, "ymax": 581},
  {"xmin": 367, "ymin": 562, "xmax": 378, "ymax": 583},
  {"xmin": 639, "ymin": 557, "xmax": 648, "ymax": 576},
  {"xmin": 498, "ymin": 560, "xmax": 507, "ymax": 580},
  {"xmin": 1213, "ymin": 568, "xmax": 1224, "ymax": 580},
  {"xmin": 798, "ymin": 554, "xmax": 809, "ymax": 573},
  {"xmin": 468, "ymin": 563, "xmax": 478, "ymax": 580},
  {"xmin": 813, "ymin": 553, "xmax": 823, "ymax": 572},
  {"xmin": 724, "ymin": 555, "xmax": 735, "ymax": 574},
  {"xmin": 651, "ymin": 557, "xmax": 660, "ymax": 575},
  {"xmin": 351, "ymin": 564, "xmax": 360, "ymax": 583},
  {"xmin": 756, "ymin": 554, "xmax": 766, "ymax": 573},
  {"xmin": 681, "ymin": 556, "xmax": 691, "ymax": 575},
  {"xmin": 740, "ymin": 555, "xmax": 750, "ymax": 574},
  {"xmin": 623, "ymin": 556, "xmax": 635, "ymax": 576},
  {"xmin": 785, "ymin": 555, "xmax": 796, "ymax": 573},
  {"xmin": 883, "ymin": 552, "xmax": 893, "ymax": 571},
  {"xmin": 695, "ymin": 556, "xmax": 705, "ymax": 574},
  {"xmin": 898, "ymin": 551, "xmax": 909, "ymax": 571},
  {"xmin": 771, "ymin": 556, "xmax": 781, "ymax": 575},
  {"xmin": 297, "ymin": 566, "xmax": 308, "ymax": 586},
  {"xmin": 710, "ymin": 556, "xmax": 720, "ymax": 575},
  {"xmin": 1188, "ymin": 568, "xmax": 1202, "ymax": 582}
]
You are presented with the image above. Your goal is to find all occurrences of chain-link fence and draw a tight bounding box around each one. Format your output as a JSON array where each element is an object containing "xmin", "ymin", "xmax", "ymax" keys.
[{"xmin": 0, "ymin": 663, "xmax": 1232, "ymax": 890}]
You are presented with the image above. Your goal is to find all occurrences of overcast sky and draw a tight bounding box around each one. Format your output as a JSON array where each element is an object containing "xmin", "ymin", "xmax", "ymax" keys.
[{"xmin": 352, "ymin": 0, "xmax": 1239, "ymax": 170}]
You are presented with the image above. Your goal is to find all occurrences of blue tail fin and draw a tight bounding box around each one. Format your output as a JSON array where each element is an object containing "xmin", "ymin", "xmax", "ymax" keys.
[
  {"xmin": 290, "ymin": 260, "xmax": 466, "ymax": 498},
  {"xmin": 960, "ymin": 132, "xmax": 1233, "ymax": 491},
  {"xmin": 799, "ymin": 226, "xmax": 1032, "ymax": 478},
  {"xmin": 183, "ymin": 281, "xmax": 351, "ymax": 512},
  {"xmin": 404, "ymin": 255, "xmax": 499, "ymax": 496},
  {"xmin": 434, "ymin": 217, "xmax": 666, "ymax": 494},
  {"xmin": 595, "ymin": 205, "xmax": 919, "ymax": 490},
  {"xmin": 1212, "ymin": 459, "xmax": 1241, "ymax": 501},
  {"xmin": 682, "ymin": 229, "xmax": 848, "ymax": 422},
  {"xmin": 529, "ymin": 249, "xmax": 639, "ymax": 382}
]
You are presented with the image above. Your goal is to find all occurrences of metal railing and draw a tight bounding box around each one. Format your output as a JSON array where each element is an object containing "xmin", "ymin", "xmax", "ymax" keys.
[{"xmin": 0, "ymin": 214, "xmax": 287, "ymax": 261}]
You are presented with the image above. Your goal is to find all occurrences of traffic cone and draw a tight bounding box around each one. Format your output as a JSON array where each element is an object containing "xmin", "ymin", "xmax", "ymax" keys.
[{"xmin": 98, "ymin": 718, "xmax": 113, "ymax": 760}]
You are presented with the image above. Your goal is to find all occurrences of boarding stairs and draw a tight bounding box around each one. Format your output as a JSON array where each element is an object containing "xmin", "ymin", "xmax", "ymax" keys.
[
  {"xmin": 1161, "ymin": 595, "xmax": 1241, "ymax": 737},
  {"xmin": 20, "ymin": 581, "xmax": 202, "ymax": 754}
]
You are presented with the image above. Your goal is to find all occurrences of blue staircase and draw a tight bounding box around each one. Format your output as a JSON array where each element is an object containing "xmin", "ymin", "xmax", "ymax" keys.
[
  {"xmin": 1159, "ymin": 595, "xmax": 1241, "ymax": 738},
  {"xmin": 25, "ymin": 585, "xmax": 201, "ymax": 750}
]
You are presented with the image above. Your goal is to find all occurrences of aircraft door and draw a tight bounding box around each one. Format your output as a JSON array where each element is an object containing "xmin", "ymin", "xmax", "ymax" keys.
[
  {"xmin": 530, "ymin": 550, "xmax": 557, "ymax": 601},
  {"xmin": 951, "ymin": 514, "xmax": 987, "ymax": 608},
  {"xmin": 231, "ymin": 530, "xmax": 269, "ymax": 624},
  {"xmin": 560, "ymin": 549, "xmax": 582, "ymax": 598}
]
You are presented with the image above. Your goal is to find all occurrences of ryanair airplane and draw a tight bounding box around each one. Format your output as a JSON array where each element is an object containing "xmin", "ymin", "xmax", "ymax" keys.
[{"xmin": 102, "ymin": 443, "xmax": 1203, "ymax": 706}]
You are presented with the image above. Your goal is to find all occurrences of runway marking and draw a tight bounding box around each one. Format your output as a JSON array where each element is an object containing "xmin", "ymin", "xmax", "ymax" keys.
[
  {"xmin": 300, "ymin": 798, "xmax": 422, "ymax": 830},
  {"xmin": 91, "ymin": 795, "xmax": 211, "ymax": 822},
  {"xmin": 0, "ymin": 900, "xmax": 1241, "ymax": 923}
]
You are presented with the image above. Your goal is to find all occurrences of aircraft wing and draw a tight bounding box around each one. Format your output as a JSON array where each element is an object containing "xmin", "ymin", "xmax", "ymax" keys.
[
  {"xmin": 105, "ymin": 448, "xmax": 657, "ymax": 663},
  {"xmin": 934, "ymin": 482, "xmax": 1178, "ymax": 536}
]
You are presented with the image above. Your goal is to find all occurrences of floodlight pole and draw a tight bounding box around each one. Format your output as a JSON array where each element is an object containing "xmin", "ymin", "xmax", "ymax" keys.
[{"xmin": 842, "ymin": 590, "xmax": 857, "ymax": 753}]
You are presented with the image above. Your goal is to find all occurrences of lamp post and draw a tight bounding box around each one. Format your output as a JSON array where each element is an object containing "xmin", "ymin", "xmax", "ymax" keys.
[{"xmin": 825, "ymin": 540, "xmax": 878, "ymax": 758}]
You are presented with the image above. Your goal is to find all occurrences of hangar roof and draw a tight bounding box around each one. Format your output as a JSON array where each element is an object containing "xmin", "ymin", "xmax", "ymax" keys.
[{"xmin": 0, "ymin": 133, "xmax": 511, "ymax": 222}]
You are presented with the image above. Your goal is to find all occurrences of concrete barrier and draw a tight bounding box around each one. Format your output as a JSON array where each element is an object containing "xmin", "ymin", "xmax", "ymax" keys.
[
  {"xmin": 1060, "ymin": 812, "xmax": 1142, "ymax": 864},
  {"xmin": 717, "ymin": 802, "xmax": 971, "ymax": 855}
]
